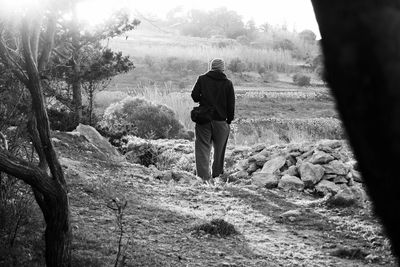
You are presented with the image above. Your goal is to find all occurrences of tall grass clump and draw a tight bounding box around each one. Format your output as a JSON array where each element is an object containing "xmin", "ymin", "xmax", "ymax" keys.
[{"xmin": 231, "ymin": 117, "xmax": 345, "ymax": 146}]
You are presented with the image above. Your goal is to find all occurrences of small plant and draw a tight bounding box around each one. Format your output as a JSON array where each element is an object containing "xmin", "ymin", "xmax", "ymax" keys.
[
  {"xmin": 227, "ymin": 58, "xmax": 246, "ymax": 73},
  {"xmin": 292, "ymin": 73, "xmax": 311, "ymax": 87},
  {"xmin": 191, "ymin": 219, "xmax": 239, "ymax": 237},
  {"xmin": 106, "ymin": 197, "xmax": 130, "ymax": 267}
]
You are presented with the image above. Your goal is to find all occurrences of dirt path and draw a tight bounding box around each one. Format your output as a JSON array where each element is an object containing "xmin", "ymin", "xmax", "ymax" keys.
[{"xmin": 62, "ymin": 152, "xmax": 395, "ymax": 267}]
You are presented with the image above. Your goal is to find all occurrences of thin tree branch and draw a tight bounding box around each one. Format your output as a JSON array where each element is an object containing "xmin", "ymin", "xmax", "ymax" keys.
[
  {"xmin": 38, "ymin": 15, "xmax": 57, "ymax": 72},
  {"xmin": 0, "ymin": 33, "xmax": 29, "ymax": 85}
]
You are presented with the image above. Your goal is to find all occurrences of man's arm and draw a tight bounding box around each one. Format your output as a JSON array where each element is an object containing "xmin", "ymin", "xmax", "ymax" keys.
[
  {"xmin": 191, "ymin": 77, "xmax": 201, "ymax": 102},
  {"xmin": 227, "ymin": 81, "xmax": 235, "ymax": 124}
]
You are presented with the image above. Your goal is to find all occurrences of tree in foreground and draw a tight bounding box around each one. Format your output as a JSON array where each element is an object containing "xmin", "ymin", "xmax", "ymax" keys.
[{"xmin": 0, "ymin": 1, "xmax": 72, "ymax": 265}]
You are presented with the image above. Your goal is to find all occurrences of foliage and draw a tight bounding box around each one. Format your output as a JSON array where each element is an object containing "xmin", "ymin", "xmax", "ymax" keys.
[
  {"xmin": 179, "ymin": 7, "xmax": 247, "ymax": 38},
  {"xmin": 99, "ymin": 97, "xmax": 185, "ymax": 140},
  {"xmin": 292, "ymin": 73, "xmax": 311, "ymax": 87},
  {"xmin": 228, "ymin": 58, "xmax": 246, "ymax": 73},
  {"xmin": 299, "ymin": 29, "xmax": 317, "ymax": 43},
  {"xmin": 273, "ymin": 38, "xmax": 295, "ymax": 51}
]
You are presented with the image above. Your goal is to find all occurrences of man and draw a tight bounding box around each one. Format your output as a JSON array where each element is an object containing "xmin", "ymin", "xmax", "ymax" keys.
[{"xmin": 191, "ymin": 58, "xmax": 235, "ymax": 182}]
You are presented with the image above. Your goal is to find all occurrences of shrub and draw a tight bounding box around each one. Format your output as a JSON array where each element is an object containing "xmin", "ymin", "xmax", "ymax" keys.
[
  {"xmin": 261, "ymin": 71, "xmax": 279, "ymax": 83},
  {"xmin": 292, "ymin": 73, "xmax": 311, "ymax": 87},
  {"xmin": 236, "ymin": 35, "xmax": 250, "ymax": 45},
  {"xmin": 143, "ymin": 55, "xmax": 155, "ymax": 68},
  {"xmin": 47, "ymin": 108, "xmax": 76, "ymax": 131},
  {"xmin": 98, "ymin": 97, "xmax": 184, "ymax": 140},
  {"xmin": 227, "ymin": 58, "xmax": 246, "ymax": 73},
  {"xmin": 273, "ymin": 38, "xmax": 295, "ymax": 51}
]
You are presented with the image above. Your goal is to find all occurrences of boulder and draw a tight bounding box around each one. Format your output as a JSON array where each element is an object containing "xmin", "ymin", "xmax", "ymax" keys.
[
  {"xmin": 299, "ymin": 162, "xmax": 325, "ymax": 187},
  {"xmin": 74, "ymin": 124, "xmax": 123, "ymax": 161},
  {"xmin": 283, "ymin": 165, "xmax": 299, "ymax": 177},
  {"xmin": 278, "ymin": 175, "xmax": 304, "ymax": 191},
  {"xmin": 260, "ymin": 156, "xmax": 286, "ymax": 174},
  {"xmin": 252, "ymin": 173, "xmax": 279, "ymax": 189},
  {"xmin": 315, "ymin": 180, "xmax": 341, "ymax": 195},
  {"xmin": 323, "ymin": 160, "xmax": 349, "ymax": 175},
  {"xmin": 308, "ymin": 151, "xmax": 334, "ymax": 164}
]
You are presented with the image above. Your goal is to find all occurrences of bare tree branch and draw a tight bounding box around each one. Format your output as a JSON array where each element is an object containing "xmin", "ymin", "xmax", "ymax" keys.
[{"xmin": 0, "ymin": 30, "xmax": 29, "ymax": 85}]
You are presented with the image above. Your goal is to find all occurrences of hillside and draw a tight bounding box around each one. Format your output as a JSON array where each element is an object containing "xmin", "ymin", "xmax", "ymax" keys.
[{"xmin": 3, "ymin": 126, "xmax": 394, "ymax": 266}]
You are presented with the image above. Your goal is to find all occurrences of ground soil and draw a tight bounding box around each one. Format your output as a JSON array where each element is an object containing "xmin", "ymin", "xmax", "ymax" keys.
[{"xmin": 49, "ymin": 132, "xmax": 396, "ymax": 267}]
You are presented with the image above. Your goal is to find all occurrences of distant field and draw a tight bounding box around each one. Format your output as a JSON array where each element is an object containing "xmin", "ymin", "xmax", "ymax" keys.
[{"xmin": 95, "ymin": 28, "xmax": 339, "ymax": 145}]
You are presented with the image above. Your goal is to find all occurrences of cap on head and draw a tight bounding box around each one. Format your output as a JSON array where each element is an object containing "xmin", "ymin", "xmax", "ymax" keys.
[{"xmin": 210, "ymin": 58, "xmax": 225, "ymax": 72}]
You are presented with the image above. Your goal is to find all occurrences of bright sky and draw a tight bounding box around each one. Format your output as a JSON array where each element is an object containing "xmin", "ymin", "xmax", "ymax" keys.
[{"xmin": 76, "ymin": 0, "xmax": 320, "ymax": 35}]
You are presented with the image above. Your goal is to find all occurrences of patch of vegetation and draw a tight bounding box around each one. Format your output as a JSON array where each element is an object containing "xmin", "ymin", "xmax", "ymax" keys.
[
  {"xmin": 191, "ymin": 219, "xmax": 239, "ymax": 238},
  {"xmin": 98, "ymin": 96, "xmax": 185, "ymax": 140},
  {"xmin": 293, "ymin": 73, "xmax": 311, "ymax": 87}
]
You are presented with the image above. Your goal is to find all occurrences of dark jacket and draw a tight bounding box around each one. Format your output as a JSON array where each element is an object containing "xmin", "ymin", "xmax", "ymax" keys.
[{"xmin": 191, "ymin": 70, "xmax": 235, "ymax": 124}]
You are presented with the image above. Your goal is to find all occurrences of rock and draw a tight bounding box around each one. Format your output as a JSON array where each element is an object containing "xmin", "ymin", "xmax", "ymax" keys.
[
  {"xmin": 252, "ymin": 173, "xmax": 279, "ymax": 189},
  {"xmin": 333, "ymin": 175, "xmax": 348, "ymax": 184},
  {"xmin": 318, "ymin": 139, "xmax": 343, "ymax": 149},
  {"xmin": 238, "ymin": 159, "xmax": 250, "ymax": 171},
  {"xmin": 322, "ymin": 174, "xmax": 337, "ymax": 181},
  {"xmin": 283, "ymin": 165, "xmax": 299, "ymax": 177},
  {"xmin": 308, "ymin": 151, "xmax": 334, "ymax": 164},
  {"xmin": 75, "ymin": 124, "xmax": 123, "ymax": 161},
  {"xmin": 232, "ymin": 170, "xmax": 248, "ymax": 180},
  {"xmin": 159, "ymin": 170, "xmax": 173, "ymax": 182},
  {"xmin": 286, "ymin": 155, "xmax": 297, "ymax": 167},
  {"xmin": 299, "ymin": 162, "xmax": 325, "ymax": 188},
  {"xmin": 351, "ymin": 169, "xmax": 363, "ymax": 182},
  {"xmin": 248, "ymin": 153, "xmax": 268, "ymax": 167},
  {"xmin": 323, "ymin": 160, "xmax": 349, "ymax": 175},
  {"xmin": 278, "ymin": 175, "xmax": 304, "ymax": 191},
  {"xmin": 280, "ymin": 209, "xmax": 302, "ymax": 222},
  {"xmin": 328, "ymin": 187, "xmax": 358, "ymax": 207},
  {"xmin": 260, "ymin": 156, "xmax": 286, "ymax": 174},
  {"xmin": 298, "ymin": 149, "xmax": 314, "ymax": 161},
  {"xmin": 315, "ymin": 180, "xmax": 341, "ymax": 195},
  {"xmin": 247, "ymin": 162, "xmax": 259, "ymax": 174},
  {"xmin": 251, "ymin": 144, "xmax": 266, "ymax": 153},
  {"xmin": 172, "ymin": 171, "xmax": 197, "ymax": 183}
]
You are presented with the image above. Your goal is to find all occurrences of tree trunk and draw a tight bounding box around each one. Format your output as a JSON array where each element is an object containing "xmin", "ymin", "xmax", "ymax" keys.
[{"xmin": 43, "ymin": 191, "xmax": 71, "ymax": 267}]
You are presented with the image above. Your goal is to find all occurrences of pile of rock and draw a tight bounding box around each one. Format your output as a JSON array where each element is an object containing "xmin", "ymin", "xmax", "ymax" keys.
[{"xmin": 231, "ymin": 140, "xmax": 366, "ymax": 205}]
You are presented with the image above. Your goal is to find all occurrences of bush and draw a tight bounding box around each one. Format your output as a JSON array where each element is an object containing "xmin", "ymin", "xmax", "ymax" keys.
[
  {"xmin": 273, "ymin": 38, "xmax": 295, "ymax": 51},
  {"xmin": 227, "ymin": 58, "xmax": 246, "ymax": 73},
  {"xmin": 292, "ymin": 73, "xmax": 311, "ymax": 87},
  {"xmin": 261, "ymin": 71, "xmax": 279, "ymax": 83},
  {"xmin": 98, "ymin": 97, "xmax": 185, "ymax": 140},
  {"xmin": 236, "ymin": 35, "xmax": 250, "ymax": 45}
]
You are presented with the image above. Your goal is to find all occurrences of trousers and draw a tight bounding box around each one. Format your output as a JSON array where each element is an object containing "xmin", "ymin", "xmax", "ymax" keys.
[{"xmin": 195, "ymin": 120, "xmax": 230, "ymax": 180}]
